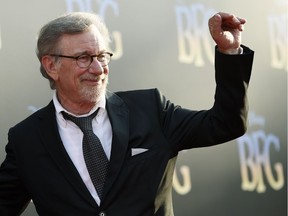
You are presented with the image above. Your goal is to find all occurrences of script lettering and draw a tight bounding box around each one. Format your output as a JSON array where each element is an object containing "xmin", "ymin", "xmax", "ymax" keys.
[
  {"xmin": 173, "ymin": 165, "xmax": 192, "ymax": 195},
  {"xmin": 268, "ymin": 13, "xmax": 288, "ymax": 72},
  {"xmin": 174, "ymin": 3, "xmax": 215, "ymax": 66},
  {"xmin": 238, "ymin": 129, "xmax": 284, "ymax": 193}
]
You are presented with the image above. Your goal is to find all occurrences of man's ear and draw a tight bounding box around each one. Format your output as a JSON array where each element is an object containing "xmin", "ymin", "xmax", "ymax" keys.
[{"xmin": 41, "ymin": 55, "xmax": 59, "ymax": 81}]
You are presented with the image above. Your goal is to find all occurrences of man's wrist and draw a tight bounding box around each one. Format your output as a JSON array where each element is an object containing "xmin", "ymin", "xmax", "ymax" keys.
[{"xmin": 218, "ymin": 47, "xmax": 243, "ymax": 55}]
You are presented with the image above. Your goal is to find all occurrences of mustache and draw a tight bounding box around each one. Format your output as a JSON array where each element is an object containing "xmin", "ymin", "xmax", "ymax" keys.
[{"xmin": 80, "ymin": 74, "xmax": 102, "ymax": 81}]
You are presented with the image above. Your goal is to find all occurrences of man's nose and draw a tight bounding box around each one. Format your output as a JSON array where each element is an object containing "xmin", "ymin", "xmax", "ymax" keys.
[{"xmin": 88, "ymin": 57, "xmax": 104, "ymax": 74}]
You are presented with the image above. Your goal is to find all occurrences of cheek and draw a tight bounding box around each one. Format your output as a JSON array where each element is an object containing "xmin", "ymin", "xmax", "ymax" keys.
[{"xmin": 59, "ymin": 69, "xmax": 80, "ymax": 88}]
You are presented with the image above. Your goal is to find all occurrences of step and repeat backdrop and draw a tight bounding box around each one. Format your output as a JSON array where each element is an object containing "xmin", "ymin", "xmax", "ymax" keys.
[{"xmin": 0, "ymin": 0, "xmax": 287, "ymax": 215}]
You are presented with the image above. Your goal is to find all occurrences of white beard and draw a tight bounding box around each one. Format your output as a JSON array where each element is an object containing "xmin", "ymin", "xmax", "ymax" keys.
[{"xmin": 79, "ymin": 77, "xmax": 108, "ymax": 103}]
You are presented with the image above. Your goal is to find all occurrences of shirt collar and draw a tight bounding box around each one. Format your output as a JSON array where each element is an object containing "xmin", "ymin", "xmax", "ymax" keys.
[{"xmin": 53, "ymin": 91, "xmax": 106, "ymax": 119}]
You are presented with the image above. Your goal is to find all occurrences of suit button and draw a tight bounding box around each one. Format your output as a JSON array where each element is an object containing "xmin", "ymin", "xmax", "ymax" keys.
[{"xmin": 99, "ymin": 211, "xmax": 106, "ymax": 216}]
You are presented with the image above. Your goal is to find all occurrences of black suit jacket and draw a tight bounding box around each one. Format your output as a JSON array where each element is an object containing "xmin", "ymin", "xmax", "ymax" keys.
[{"xmin": 0, "ymin": 47, "xmax": 254, "ymax": 216}]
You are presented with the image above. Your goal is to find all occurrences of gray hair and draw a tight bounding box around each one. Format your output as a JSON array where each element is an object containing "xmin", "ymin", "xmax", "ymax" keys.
[{"xmin": 36, "ymin": 12, "xmax": 111, "ymax": 89}]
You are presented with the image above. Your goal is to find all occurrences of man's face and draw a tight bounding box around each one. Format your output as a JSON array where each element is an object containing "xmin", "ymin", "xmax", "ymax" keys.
[{"xmin": 50, "ymin": 25, "xmax": 109, "ymax": 107}]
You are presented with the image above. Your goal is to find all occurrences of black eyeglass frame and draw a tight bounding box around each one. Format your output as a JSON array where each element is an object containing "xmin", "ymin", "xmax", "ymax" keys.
[{"xmin": 49, "ymin": 52, "xmax": 113, "ymax": 68}]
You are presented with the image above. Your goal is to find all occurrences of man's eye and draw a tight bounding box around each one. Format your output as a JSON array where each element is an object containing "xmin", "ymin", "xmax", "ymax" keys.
[
  {"xmin": 97, "ymin": 54, "xmax": 106, "ymax": 61},
  {"xmin": 77, "ymin": 55, "xmax": 90, "ymax": 62}
]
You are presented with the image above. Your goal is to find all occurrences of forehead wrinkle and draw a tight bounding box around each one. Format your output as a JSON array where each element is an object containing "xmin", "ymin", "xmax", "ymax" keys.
[{"xmin": 57, "ymin": 26, "xmax": 106, "ymax": 55}]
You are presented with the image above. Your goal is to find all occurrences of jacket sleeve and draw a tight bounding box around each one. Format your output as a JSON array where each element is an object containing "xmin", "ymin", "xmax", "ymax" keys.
[
  {"xmin": 160, "ymin": 45, "xmax": 254, "ymax": 151},
  {"xmin": 0, "ymin": 129, "xmax": 31, "ymax": 216}
]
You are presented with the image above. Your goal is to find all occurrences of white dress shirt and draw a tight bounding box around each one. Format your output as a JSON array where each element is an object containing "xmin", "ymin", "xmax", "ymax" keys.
[{"xmin": 53, "ymin": 92, "xmax": 112, "ymax": 205}]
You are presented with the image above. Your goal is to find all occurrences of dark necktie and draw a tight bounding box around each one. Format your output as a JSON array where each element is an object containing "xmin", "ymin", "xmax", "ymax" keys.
[{"xmin": 62, "ymin": 109, "xmax": 108, "ymax": 200}]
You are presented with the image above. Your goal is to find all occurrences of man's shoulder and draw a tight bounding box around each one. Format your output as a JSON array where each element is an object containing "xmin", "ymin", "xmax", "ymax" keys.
[
  {"xmin": 106, "ymin": 88, "xmax": 166, "ymax": 112},
  {"xmin": 10, "ymin": 101, "xmax": 54, "ymax": 132},
  {"xmin": 110, "ymin": 88, "xmax": 161, "ymax": 99}
]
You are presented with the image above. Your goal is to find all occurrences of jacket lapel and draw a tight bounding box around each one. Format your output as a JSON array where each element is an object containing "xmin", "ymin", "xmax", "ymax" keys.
[
  {"xmin": 102, "ymin": 92, "xmax": 129, "ymax": 200},
  {"xmin": 37, "ymin": 101, "xmax": 99, "ymax": 208},
  {"xmin": 38, "ymin": 93, "xmax": 130, "ymax": 207}
]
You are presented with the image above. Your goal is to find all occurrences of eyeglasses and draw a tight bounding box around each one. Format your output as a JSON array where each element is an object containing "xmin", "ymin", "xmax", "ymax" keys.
[{"xmin": 49, "ymin": 52, "xmax": 113, "ymax": 68}]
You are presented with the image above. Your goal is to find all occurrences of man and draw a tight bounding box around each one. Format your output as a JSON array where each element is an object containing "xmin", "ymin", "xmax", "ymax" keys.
[{"xmin": 0, "ymin": 11, "xmax": 254, "ymax": 215}]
